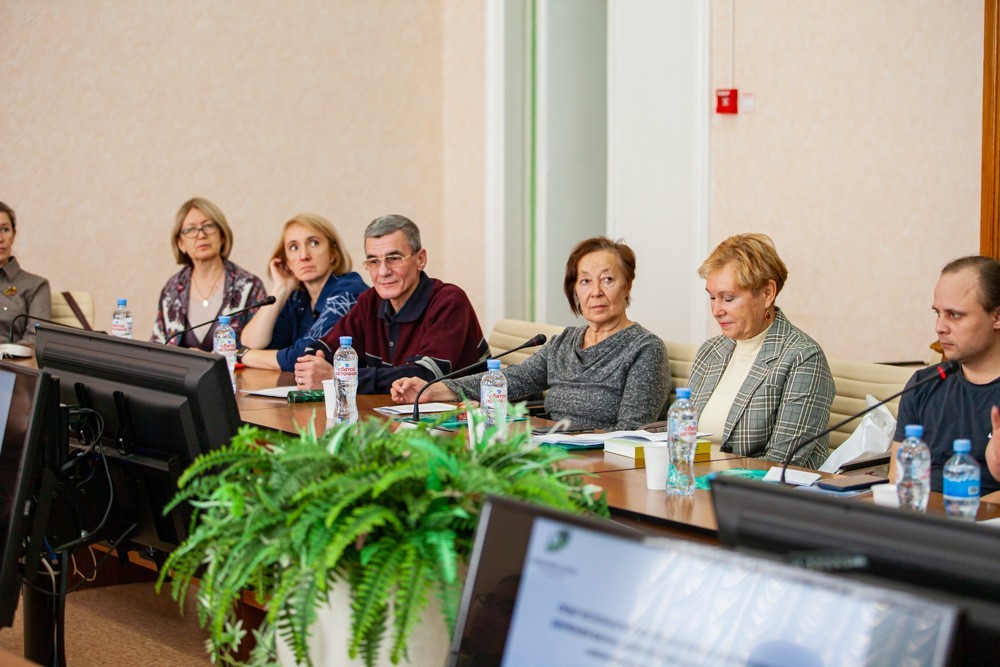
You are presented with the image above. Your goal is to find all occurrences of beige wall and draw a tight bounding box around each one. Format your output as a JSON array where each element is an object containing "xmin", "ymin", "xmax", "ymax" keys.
[
  {"xmin": 1, "ymin": 0, "xmax": 984, "ymax": 365},
  {"xmin": 710, "ymin": 0, "xmax": 983, "ymax": 363},
  {"xmin": 1, "ymin": 0, "xmax": 484, "ymax": 336},
  {"xmin": 442, "ymin": 0, "xmax": 486, "ymax": 309}
]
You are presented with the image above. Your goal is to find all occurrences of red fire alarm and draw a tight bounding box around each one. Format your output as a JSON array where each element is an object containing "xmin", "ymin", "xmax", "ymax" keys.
[{"xmin": 716, "ymin": 89, "xmax": 738, "ymax": 114}]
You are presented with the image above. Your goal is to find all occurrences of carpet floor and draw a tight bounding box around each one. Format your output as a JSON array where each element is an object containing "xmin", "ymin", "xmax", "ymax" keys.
[{"xmin": 0, "ymin": 582, "xmax": 210, "ymax": 666}]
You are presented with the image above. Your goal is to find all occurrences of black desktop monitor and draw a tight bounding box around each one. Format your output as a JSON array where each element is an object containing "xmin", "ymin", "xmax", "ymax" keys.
[
  {"xmin": 710, "ymin": 476, "xmax": 1000, "ymax": 666},
  {"xmin": 34, "ymin": 324, "xmax": 241, "ymax": 552},
  {"xmin": 0, "ymin": 363, "xmax": 57, "ymax": 628},
  {"xmin": 449, "ymin": 496, "xmax": 957, "ymax": 667}
]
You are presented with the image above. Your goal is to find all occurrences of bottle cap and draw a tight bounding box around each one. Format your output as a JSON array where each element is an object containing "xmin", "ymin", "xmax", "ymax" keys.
[
  {"xmin": 675, "ymin": 387, "xmax": 691, "ymax": 399},
  {"xmin": 117, "ymin": 298, "xmax": 127, "ymax": 307},
  {"xmin": 339, "ymin": 336, "xmax": 353, "ymax": 346},
  {"xmin": 904, "ymin": 424, "xmax": 924, "ymax": 438},
  {"xmin": 218, "ymin": 315, "xmax": 230, "ymax": 325},
  {"xmin": 953, "ymin": 439, "xmax": 972, "ymax": 454},
  {"xmin": 486, "ymin": 359, "xmax": 502, "ymax": 371}
]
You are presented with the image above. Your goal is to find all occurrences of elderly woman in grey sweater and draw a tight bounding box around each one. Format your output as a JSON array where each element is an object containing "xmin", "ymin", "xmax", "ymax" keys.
[{"xmin": 390, "ymin": 237, "xmax": 670, "ymax": 430}]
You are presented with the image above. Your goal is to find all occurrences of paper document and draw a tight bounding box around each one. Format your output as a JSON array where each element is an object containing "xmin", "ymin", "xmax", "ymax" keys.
[
  {"xmin": 532, "ymin": 430, "xmax": 710, "ymax": 447},
  {"xmin": 241, "ymin": 385, "xmax": 298, "ymax": 398},
  {"xmin": 0, "ymin": 343, "xmax": 33, "ymax": 358},
  {"xmin": 532, "ymin": 431, "xmax": 640, "ymax": 446},
  {"xmin": 373, "ymin": 402, "xmax": 458, "ymax": 416},
  {"xmin": 762, "ymin": 466, "xmax": 821, "ymax": 486}
]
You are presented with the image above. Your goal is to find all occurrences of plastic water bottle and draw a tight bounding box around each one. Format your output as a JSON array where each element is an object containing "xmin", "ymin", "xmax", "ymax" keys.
[
  {"xmin": 480, "ymin": 359, "xmax": 508, "ymax": 436},
  {"xmin": 943, "ymin": 438, "xmax": 980, "ymax": 521},
  {"xmin": 111, "ymin": 298, "xmax": 132, "ymax": 339},
  {"xmin": 667, "ymin": 387, "xmax": 698, "ymax": 496},
  {"xmin": 333, "ymin": 336, "xmax": 358, "ymax": 424},
  {"xmin": 212, "ymin": 315, "xmax": 237, "ymax": 392},
  {"xmin": 896, "ymin": 424, "xmax": 931, "ymax": 512}
]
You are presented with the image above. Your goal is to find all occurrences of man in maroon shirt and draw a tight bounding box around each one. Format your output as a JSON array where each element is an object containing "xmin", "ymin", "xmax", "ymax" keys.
[{"xmin": 294, "ymin": 214, "xmax": 488, "ymax": 394}]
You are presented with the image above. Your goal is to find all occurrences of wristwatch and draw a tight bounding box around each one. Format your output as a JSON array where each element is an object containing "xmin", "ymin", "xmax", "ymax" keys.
[{"xmin": 236, "ymin": 346, "xmax": 250, "ymax": 364}]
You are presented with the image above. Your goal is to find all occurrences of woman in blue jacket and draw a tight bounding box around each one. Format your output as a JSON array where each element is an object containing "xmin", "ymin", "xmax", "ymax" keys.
[{"xmin": 239, "ymin": 213, "xmax": 367, "ymax": 370}]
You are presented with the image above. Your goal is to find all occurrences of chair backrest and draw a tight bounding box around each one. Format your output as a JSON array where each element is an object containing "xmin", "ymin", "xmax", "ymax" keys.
[
  {"xmin": 51, "ymin": 291, "xmax": 96, "ymax": 329},
  {"xmin": 826, "ymin": 358, "xmax": 916, "ymax": 449},
  {"xmin": 488, "ymin": 319, "xmax": 567, "ymax": 365},
  {"xmin": 663, "ymin": 340, "xmax": 698, "ymax": 391}
]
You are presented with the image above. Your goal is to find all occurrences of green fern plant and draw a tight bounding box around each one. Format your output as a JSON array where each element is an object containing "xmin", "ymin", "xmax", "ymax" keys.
[{"xmin": 156, "ymin": 406, "xmax": 608, "ymax": 667}]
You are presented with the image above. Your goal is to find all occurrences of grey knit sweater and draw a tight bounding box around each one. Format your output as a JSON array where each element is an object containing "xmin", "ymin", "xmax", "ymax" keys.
[{"xmin": 445, "ymin": 324, "xmax": 670, "ymax": 430}]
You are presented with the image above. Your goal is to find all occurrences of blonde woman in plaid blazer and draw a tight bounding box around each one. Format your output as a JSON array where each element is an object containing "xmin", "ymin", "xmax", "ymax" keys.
[{"xmin": 689, "ymin": 234, "xmax": 834, "ymax": 469}]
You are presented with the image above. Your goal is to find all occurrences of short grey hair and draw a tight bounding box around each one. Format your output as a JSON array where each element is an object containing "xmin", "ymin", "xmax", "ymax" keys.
[{"xmin": 364, "ymin": 214, "xmax": 421, "ymax": 252}]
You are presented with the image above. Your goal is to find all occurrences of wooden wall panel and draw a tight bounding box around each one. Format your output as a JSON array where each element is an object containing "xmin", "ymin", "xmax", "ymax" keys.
[{"xmin": 983, "ymin": 0, "xmax": 1000, "ymax": 258}]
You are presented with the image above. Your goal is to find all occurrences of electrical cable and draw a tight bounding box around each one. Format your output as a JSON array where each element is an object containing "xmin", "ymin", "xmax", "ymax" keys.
[
  {"xmin": 50, "ymin": 410, "xmax": 114, "ymax": 553},
  {"xmin": 21, "ymin": 522, "xmax": 139, "ymax": 597},
  {"xmin": 70, "ymin": 547, "xmax": 98, "ymax": 583}
]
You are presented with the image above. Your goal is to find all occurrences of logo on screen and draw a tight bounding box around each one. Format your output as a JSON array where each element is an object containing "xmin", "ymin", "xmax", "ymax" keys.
[{"xmin": 546, "ymin": 529, "xmax": 570, "ymax": 553}]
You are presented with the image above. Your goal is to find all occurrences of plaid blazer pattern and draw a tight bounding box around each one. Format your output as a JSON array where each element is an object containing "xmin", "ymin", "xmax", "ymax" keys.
[{"xmin": 688, "ymin": 308, "xmax": 835, "ymax": 469}]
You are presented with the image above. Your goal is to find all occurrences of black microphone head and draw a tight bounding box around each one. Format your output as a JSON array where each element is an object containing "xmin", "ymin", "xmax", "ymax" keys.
[
  {"xmin": 528, "ymin": 333, "xmax": 547, "ymax": 347},
  {"xmin": 262, "ymin": 295, "xmax": 277, "ymax": 306},
  {"xmin": 938, "ymin": 359, "xmax": 961, "ymax": 376}
]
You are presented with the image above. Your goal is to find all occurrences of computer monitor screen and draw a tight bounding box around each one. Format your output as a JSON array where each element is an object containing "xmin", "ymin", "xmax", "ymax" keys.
[
  {"xmin": 34, "ymin": 324, "xmax": 241, "ymax": 551},
  {"xmin": 0, "ymin": 363, "xmax": 55, "ymax": 628},
  {"xmin": 710, "ymin": 475, "xmax": 1000, "ymax": 665},
  {"xmin": 450, "ymin": 496, "xmax": 957, "ymax": 667}
]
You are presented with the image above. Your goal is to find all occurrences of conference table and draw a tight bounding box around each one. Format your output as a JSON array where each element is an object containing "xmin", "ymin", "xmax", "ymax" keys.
[{"xmin": 234, "ymin": 367, "xmax": 1000, "ymax": 539}]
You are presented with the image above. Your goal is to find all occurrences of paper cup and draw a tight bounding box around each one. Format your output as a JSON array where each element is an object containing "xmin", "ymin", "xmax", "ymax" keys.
[
  {"xmin": 643, "ymin": 444, "xmax": 670, "ymax": 491},
  {"xmin": 871, "ymin": 483, "xmax": 899, "ymax": 508},
  {"xmin": 322, "ymin": 379, "xmax": 338, "ymax": 419}
]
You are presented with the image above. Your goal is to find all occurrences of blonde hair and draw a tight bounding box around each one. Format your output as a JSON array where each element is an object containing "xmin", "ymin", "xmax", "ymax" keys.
[
  {"xmin": 270, "ymin": 213, "xmax": 353, "ymax": 275},
  {"xmin": 698, "ymin": 233, "xmax": 788, "ymax": 294},
  {"xmin": 172, "ymin": 197, "xmax": 233, "ymax": 266}
]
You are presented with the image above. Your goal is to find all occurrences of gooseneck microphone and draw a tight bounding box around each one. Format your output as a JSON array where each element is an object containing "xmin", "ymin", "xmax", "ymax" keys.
[
  {"xmin": 779, "ymin": 359, "xmax": 960, "ymax": 483},
  {"xmin": 165, "ymin": 295, "xmax": 277, "ymax": 345},
  {"xmin": 411, "ymin": 334, "xmax": 548, "ymax": 422},
  {"xmin": 9, "ymin": 313, "xmax": 90, "ymax": 342}
]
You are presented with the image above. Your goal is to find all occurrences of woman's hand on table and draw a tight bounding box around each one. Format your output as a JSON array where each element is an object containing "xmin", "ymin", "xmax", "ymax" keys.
[{"xmin": 390, "ymin": 377, "xmax": 459, "ymax": 404}]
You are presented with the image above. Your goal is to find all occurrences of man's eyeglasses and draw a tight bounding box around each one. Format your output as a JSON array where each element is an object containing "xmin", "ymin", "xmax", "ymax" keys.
[
  {"xmin": 363, "ymin": 254, "xmax": 412, "ymax": 271},
  {"xmin": 179, "ymin": 222, "xmax": 221, "ymax": 239}
]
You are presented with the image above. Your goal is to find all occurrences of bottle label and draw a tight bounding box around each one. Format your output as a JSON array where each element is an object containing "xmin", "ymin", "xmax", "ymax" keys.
[
  {"xmin": 943, "ymin": 478, "xmax": 979, "ymax": 499},
  {"xmin": 111, "ymin": 317, "xmax": 132, "ymax": 338},
  {"xmin": 483, "ymin": 387, "xmax": 507, "ymax": 408},
  {"xmin": 334, "ymin": 361, "xmax": 358, "ymax": 379},
  {"xmin": 215, "ymin": 339, "xmax": 237, "ymax": 355}
]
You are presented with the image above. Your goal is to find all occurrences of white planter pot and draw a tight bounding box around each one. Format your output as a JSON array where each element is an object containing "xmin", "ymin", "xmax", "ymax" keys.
[{"xmin": 276, "ymin": 584, "xmax": 450, "ymax": 667}]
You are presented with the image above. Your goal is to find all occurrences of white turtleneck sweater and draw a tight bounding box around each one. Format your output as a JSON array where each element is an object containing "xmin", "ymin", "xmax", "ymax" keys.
[{"xmin": 698, "ymin": 323, "xmax": 771, "ymax": 443}]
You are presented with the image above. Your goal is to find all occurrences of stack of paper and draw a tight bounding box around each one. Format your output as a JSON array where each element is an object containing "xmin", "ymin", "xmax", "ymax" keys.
[
  {"xmin": 533, "ymin": 429, "xmax": 675, "ymax": 451},
  {"xmin": 372, "ymin": 402, "xmax": 458, "ymax": 416}
]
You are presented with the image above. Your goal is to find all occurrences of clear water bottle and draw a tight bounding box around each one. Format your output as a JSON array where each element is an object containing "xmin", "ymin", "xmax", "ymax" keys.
[
  {"xmin": 212, "ymin": 315, "xmax": 237, "ymax": 392},
  {"xmin": 111, "ymin": 298, "xmax": 132, "ymax": 339},
  {"xmin": 943, "ymin": 438, "xmax": 980, "ymax": 521},
  {"xmin": 480, "ymin": 359, "xmax": 508, "ymax": 436},
  {"xmin": 667, "ymin": 387, "xmax": 698, "ymax": 496},
  {"xmin": 333, "ymin": 336, "xmax": 358, "ymax": 424},
  {"xmin": 896, "ymin": 424, "xmax": 931, "ymax": 512}
]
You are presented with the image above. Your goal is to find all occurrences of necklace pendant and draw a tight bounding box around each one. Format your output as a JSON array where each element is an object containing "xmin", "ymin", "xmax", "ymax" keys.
[{"xmin": 202, "ymin": 299, "xmax": 209, "ymax": 307}]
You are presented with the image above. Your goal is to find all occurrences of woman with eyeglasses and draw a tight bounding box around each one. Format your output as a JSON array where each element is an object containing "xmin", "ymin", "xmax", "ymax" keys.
[
  {"xmin": 151, "ymin": 197, "xmax": 266, "ymax": 350},
  {"xmin": 0, "ymin": 201, "xmax": 51, "ymax": 344},
  {"xmin": 237, "ymin": 214, "xmax": 367, "ymax": 370}
]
